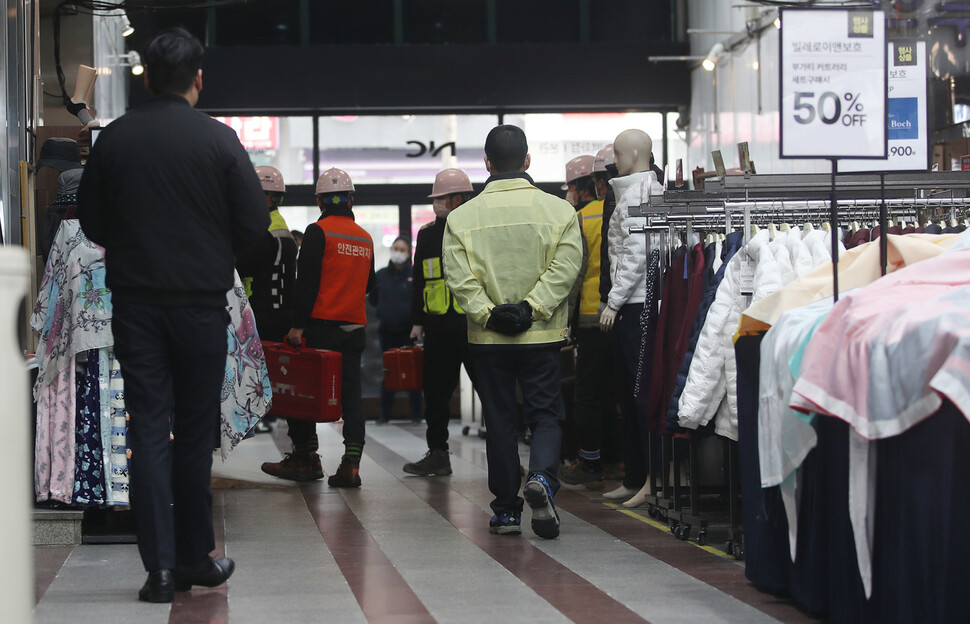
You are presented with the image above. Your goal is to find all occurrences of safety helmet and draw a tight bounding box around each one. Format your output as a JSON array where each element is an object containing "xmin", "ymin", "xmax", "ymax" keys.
[
  {"xmin": 593, "ymin": 144, "xmax": 615, "ymax": 173},
  {"xmin": 428, "ymin": 168, "xmax": 473, "ymax": 198},
  {"xmin": 561, "ymin": 155, "xmax": 595, "ymax": 190},
  {"xmin": 255, "ymin": 166, "xmax": 285, "ymax": 194},
  {"xmin": 316, "ymin": 167, "xmax": 355, "ymax": 195}
]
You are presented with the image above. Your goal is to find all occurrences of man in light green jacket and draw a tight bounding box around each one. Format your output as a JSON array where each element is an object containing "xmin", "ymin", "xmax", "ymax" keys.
[{"xmin": 443, "ymin": 125, "xmax": 583, "ymax": 539}]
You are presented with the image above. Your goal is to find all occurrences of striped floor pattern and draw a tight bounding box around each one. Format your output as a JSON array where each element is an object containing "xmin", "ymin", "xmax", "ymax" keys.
[{"xmin": 34, "ymin": 422, "xmax": 820, "ymax": 624}]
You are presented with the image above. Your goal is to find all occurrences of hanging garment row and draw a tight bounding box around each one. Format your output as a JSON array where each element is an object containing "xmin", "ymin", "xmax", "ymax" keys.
[
  {"xmin": 31, "ymin": 219, "xmax": 274, "ymax": 507},
  {"xmin": 635, "ymin": 174, "xmax": 970, "ymax": 623}
]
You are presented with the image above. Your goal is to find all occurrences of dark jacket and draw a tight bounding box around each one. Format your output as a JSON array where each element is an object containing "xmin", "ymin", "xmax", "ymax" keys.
[
  {"xmin": 411, "ymin": 216, "xmax": 467, "ymax": 333},
  {"xmin": 77, "ymin": 95, "xmax": 268, "ymax": 307},
  {"xmin": 369, "ymin": 260, "xmax": 414, "ymax": 333},
  {"xmin": 236, "ymin": 211, "xmax": 298, "ymax": 340},
  {"xmin": 598, "ymin": 185, "xmax": 617, "ymax": 304}
]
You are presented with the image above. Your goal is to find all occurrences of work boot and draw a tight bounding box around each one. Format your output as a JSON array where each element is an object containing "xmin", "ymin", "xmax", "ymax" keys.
[
  {"xmin": 260, "ymin": 453, "xmax": 323, "ymax": 482},
  {"xmin": 559, "ymin": 459, "xmax": 604, "ymax": 490},
  {"xmin": 327, "ymin": 455, "xmax": 362, "ymax": 488},
  {"xmin": 402, "ymin": 448, "xmax": 452, "ymax": 476}
]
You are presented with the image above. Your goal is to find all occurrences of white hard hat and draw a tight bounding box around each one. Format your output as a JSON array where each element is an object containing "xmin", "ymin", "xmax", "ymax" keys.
[
  {"xmin": 561, "ymin": 155, "xmax": 595, "ymax": 190},
  {"xmin": 255, "ymin": 166, "xmax": 285, "ymax": 194},
  {"xmin": 593, "ymin": 144, "xmax": 614, "ymax": 173},
  {"xmin": 428, "ymin": 168, "xmax": 473, "ymax": 198},
  {"xmin": 316, "ymin": 167, "xmax": 355, "ymax": 194}
]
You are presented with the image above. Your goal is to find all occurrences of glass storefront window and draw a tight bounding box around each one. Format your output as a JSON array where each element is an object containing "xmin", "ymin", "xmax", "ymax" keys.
[
  {"xmin": 317, "ymin": 115, "xmax": 497, "ymax": 186},
  {"xmin": 353, "ymin": 206, "xmax": 400, "ymax": 269},
  {"xmin": 411, "ymin": 204, "xmax": 435, "ymax": 244},
  {"xmin": 215, "ymin": 116, "xmax": 314, "ymax": 185},
  {"xmin": 505, "ymin": 112, "xmax": 666, "ymax": 184}
]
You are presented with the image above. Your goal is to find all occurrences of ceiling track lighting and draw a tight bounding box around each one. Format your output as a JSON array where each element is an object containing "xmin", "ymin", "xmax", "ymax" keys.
[
  {"xmin": 121, "ymin": 13, "xmax": 134, "ymax": 37},
  {"xmin": 702, "ymin": 43, "xmax": 724, "ymax": 72},
  {"xmin": 120, "ymin": 50, "xmax": 143, "ymax": 75}
]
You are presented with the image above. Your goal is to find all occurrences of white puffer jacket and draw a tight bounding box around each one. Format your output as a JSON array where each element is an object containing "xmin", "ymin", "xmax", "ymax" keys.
[
  {"xmin": 606, "ymin": 170, "xmax": 665, "ymax": 310},
  {"xmin": 678, "ymin": 227, "xmax": 844, "ymax": 439},
  {"xmin": 678, "ymin": 230, "xmax": 788, "ymax": 439}
]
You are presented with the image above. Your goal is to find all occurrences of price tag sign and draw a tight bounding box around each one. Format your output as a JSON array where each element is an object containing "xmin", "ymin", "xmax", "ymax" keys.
[
  {"xmin": 780, "ymin": 9, "xmax": 887, "ymax": 159},
  {"xmin": 843, "ymin": 41, "xmax": 928, "ymax": 172}
]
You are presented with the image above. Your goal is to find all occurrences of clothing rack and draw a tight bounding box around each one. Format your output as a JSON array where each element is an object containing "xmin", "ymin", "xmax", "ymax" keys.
[{"xmin": 625, "ymin": 171, "xmax": 970, "ymax": 559}]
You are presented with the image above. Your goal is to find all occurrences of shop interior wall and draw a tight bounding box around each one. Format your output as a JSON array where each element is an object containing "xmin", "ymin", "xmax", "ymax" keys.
[{"xmin": 686, "ymin": 0, "xmax": 830, "ymax": 176}]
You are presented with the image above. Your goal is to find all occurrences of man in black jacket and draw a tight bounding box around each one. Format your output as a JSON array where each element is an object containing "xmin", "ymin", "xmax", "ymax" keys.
[
  {"xmin": 77, "ymin": 28, "xmax": 267, "ymax": 604},
  {"xmin": 402, "ymin": 168, "xmax": 476, "ymax": 476}
]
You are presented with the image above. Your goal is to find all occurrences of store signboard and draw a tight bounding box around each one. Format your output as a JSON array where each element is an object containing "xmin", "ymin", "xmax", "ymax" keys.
[
  {"xmin": 843, "ymin": 41, "xmax": 929, "ymax": 172},
  {"xmin": 780, "ymin": 9, "xmax": 887, "ymax": 159},
  {"xmin": 214, "ymin": 116, "xmax": 279, "ymax": 151}
]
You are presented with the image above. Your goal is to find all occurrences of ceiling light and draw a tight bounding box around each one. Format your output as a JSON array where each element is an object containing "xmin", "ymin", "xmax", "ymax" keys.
[
  {"xmin": 121, "ymin": 51, "xmax": 143, "ymax": 75},
  {"xmin": 120, "ymin": 11, "xmax": 134, "ymax": 37},
  {"xmin": 703, "ymin": 43, "xmax": 724, "ymax": 72}
]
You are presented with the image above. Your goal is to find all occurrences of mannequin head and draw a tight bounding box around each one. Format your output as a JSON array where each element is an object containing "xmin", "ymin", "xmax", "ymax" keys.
[{"xmin": 612, "ymin": 129, "xmax": 653, "ymax": 177}]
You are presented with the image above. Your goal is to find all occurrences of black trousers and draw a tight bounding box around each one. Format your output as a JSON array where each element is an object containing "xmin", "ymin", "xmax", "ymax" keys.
[
  {"xmin": 473, "ymin": 345, "xmax": 564, "ymax": 515},
  {"xmin": 287, "ymin": 322, "xmax": 366, "ymax": 453},
  {"xmin": 613, "ymin": 303, "xmax": 647, "ymax": 490},
  {"xmin": 423, "ymin": 327, "xmax": 475, "ymax": 451},
  {"xmin": 378, "ymin": 328, "xmax": 422, "ymax": 422},
  {"xmin": 572, "ymin": 326, "xmax": 614, "ymax": 455},
  {"xmin": 112, "ymin": 302, "xmax": 228, "ymax": 572}
]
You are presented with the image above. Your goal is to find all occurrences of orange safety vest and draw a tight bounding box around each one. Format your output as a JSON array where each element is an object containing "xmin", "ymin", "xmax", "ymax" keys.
[{"xmin": 310, "ymin": 215, "xmax": 374, "ymax": 325}]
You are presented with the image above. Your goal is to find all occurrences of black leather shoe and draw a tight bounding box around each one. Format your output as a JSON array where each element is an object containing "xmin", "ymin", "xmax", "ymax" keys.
[
  {"xmin": 138, "ymin": 570, "xmax": 175, "ymax": 603},
  {"xmin": 173, "ymin": 556, "xmax": 235, "ymax": 592}
]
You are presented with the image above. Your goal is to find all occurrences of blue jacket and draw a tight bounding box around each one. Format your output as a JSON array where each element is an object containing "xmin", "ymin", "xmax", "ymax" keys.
[
  {"xmin": 369, "ymin": 261, "xmax": 414, "ymax": 333},
  {"xmin": 665, "ymin": 230, "xmax": 744, "ymax": 431}
]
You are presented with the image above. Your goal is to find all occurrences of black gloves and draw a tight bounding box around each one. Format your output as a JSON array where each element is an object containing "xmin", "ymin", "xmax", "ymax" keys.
[{"xmin": 486, "ymin": 301, "xmax": 533, "ymax": 336}]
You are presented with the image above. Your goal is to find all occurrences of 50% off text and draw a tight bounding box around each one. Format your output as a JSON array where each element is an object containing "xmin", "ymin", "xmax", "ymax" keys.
[{"xmin": 793, "ymin": 92, "xmax": 867, "ymax": 127}]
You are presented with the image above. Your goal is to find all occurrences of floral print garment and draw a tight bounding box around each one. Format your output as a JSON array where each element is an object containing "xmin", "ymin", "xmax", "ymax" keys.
[
  {"xmin": 73, "ymin": 350, "xmax": 106, "ymax": 506},
  {"xmin": 30, "ymin": 220, "xmax": 113, "ymax": 401},
  {"xmin": 221, "ymin": 278, "xmax": 273, "ymax": 459}
]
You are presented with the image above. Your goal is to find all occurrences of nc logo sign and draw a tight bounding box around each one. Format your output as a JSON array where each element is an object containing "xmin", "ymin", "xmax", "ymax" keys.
[{"xmin": 406, "ymin": 140, "xmax": 457, "ymax": 158}]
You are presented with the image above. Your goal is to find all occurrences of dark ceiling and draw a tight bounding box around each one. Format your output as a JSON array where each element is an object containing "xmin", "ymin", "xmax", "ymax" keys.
[{"xmin": 120, "ymin": 0, "xmax": 691, "ymax": 115}]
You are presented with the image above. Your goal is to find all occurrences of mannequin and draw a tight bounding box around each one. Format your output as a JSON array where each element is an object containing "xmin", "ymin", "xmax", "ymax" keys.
[
  {"xmin": 599, "ymin": 129, "xmax": 658, "ymax": 330},
  {"xmin": 599, "ymin": 129, "xmax": 664, "ymax": 506}
]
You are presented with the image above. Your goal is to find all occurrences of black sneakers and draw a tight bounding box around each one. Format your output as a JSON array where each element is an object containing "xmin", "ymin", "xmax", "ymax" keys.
[
  {"xmin": 524, "ymin": 473, "xmax": 561, "ymax": 539},
  {"xmin": 489, "ymin": 510, "xmax": 522, "ymax": 535},
  {"xmin": 402, "ymin": 448, "xmax": 453, "ymax": 476}
]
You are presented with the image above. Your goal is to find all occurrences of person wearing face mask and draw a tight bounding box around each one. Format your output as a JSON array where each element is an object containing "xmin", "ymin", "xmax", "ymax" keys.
[
  {"xmin": 369, "ymin": 236, "xmax": 423, "ymax": 425},
  {"xmin": 401, "ymin": 168, "xmax": 476, "ymax": 477}
]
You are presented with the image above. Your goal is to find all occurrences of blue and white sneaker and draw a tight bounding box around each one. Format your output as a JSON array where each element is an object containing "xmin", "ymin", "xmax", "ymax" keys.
[
  {"xmin": 488, "ymin": 510, "xmax": 521, "ymax": 535},
  {"xmin": 524, "ymin": 473, "xmax": 561, "ymax": 539}
]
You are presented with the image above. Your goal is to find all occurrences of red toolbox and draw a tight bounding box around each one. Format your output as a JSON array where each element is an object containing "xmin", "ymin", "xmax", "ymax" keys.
[
  {"xmin": 383, "ymin": 346, "xmax": 424, "ymax": 392},
  {"xmin": 262, "ymin": 341, "xmax": 342, "ymax": 422}
]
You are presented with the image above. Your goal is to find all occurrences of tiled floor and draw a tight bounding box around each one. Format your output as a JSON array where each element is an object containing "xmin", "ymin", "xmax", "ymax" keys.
[{"xmin": 34, "ymin": 422, "xmax": 821, "ymax": 623}]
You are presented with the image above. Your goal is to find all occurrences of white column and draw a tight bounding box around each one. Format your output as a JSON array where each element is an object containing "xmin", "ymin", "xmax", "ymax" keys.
[{"xmin": 0, "ymin": 246, "xmax": 32, "ymax": 620}]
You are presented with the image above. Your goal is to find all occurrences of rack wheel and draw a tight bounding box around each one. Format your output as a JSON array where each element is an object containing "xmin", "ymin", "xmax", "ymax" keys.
[
  {"xmin": 725, "ymin": 540, "xmax": 734, "ymax": 556},
  {"xmin": 679, "ymin": 524, "xmax": 691, "ymax": 541},
  {"xmin": 697, "ymin": 529, "xmax": 707, "ymax": 546},
  {"xmin": 732, "ymin": 541, "xmax": 744, "ymax": 560},
  {"xmin": 462, "ymin": 426, "xmax": 470, "ymax": 436},
  {"xmin": 668, "ymin": 521, "xmax": 679, "ymax": 536},
  {"xmin": 647, "ymin": 505, "xmax": 658, "ymax": 519},
  {"xmin": 477, "ymin": 429, "xmax": 486, "ymax": 439}
]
